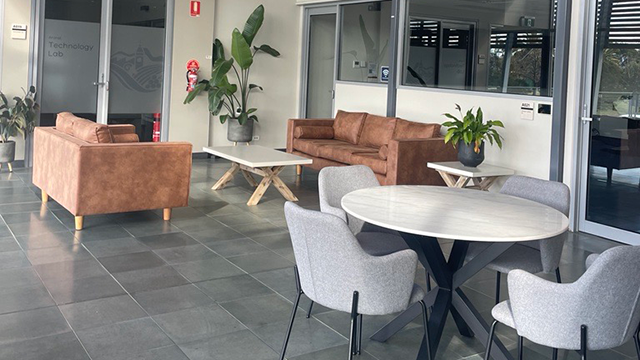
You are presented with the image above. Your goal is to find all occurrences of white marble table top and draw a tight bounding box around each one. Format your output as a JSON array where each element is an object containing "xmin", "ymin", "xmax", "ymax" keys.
[
  {"xmin": 427, "ymin": 161, "xmax": 515, "ymax": 178},
  {"xmin": 341, "ymin": 186, "xmax": 569, "ymax": 242},
  {"xmin": 203, "ymin": 146, "xmax": 313, "ymax": 168}
]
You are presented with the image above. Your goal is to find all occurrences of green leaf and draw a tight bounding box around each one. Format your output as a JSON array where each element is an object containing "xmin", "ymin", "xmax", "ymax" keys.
[
  {"xmin": 489, "ymin": 120, "xmax": 505, "ymax": 128},
  {"xmin": 463, "ymin": 131, "xmax": 472, "ymax": 144},
  {"xmin": 247, "ymin": 108, "xmax": 257, "ymax": 114},
  {"xmin": 249, "ymin": 84, "xmax": 263, "ymax": 91},
  {"xmin": 253, "ymin": 44, "xmax": 280, "ymax": 57},
  {"xmin": 443, "ymin": 113, "xmax": 460, "ymax": 122},
  {"xmin": 208, "ymin": 88, "xmax": 225, "ymax": 114},
  {"xmin": 238, "ymin": 112, "xmax": 249, "ymax": 125},
  {"xmin": 183, "ymin": 82, "xmax": 207, "ymax": 104},
  {"xmin": 444, "ymin": 131, "xmax": 454, "ymax": 144},
  {"xmin": 211, "ymin": 59, "xmax": 234, "ymax": 86},
  {"xmin": 249, "ymin": 115, "xmax": 259, "ymax": 123},
  {"xmin": 476, "ymin": 107, "xmax": 483, "ymax": 124},
  {"xmin": 219, "ymin": 114, "xmax": 229, "ymax": 124},
  {"xmin": 213, "ymin": 39, "xmax": 225, "ymax": 62},
  {"xmin": 231, "ymin": 29, "xmax": 254, "ymax": 70},
  {"xmin": 242, "ymin": 5, "xmax": 264, "ymax": 46}
]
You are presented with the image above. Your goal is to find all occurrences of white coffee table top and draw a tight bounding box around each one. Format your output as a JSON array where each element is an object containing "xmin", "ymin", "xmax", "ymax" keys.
[
  {"xmin": 428, "ymin": 161, "xmax": 515, "ymax": 178},
  {"xmin": 341, "ymin": 186, "xmax": 569, "ymax": 242},
  {"xmin": 203, "ymin": 146, "xmax": 313, "ymax": 168}
]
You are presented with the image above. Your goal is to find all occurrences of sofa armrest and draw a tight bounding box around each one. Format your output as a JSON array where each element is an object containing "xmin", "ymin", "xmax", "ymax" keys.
[
  {"xmin": 286, "ymin": 118, "xmax": 335, "ymax": 153},
  {"xmin": 108, "ymin": 124, "xmax": 136, "ymax": 136},
  {"xmin": 75, "ymin": 142, "xmax": 192, "ymax": 215},
  {"xmin": 386, "ymin": 138, "xmax": 457, "ymax": 185}
]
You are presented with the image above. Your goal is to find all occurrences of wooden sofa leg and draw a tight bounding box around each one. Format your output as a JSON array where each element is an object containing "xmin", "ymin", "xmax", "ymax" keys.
[
  {"xmin": 75, "ymin": 216, "xmax": 84, "ymax": 231},
  {"xmin": 42, "ymin": 190, "xmax": 49, "ymax": 204},
  {"xmin": 296, "ymin": 165, "xmax": 303, "ymax": 176},
  {"xmin": 163, "ymin": 208, "xmax": 172, "ymax": 221}
]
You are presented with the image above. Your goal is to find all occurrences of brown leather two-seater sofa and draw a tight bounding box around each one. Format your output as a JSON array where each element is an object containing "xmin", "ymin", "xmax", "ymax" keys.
[
  {"xmin": 287, "ymin": 110, "xmax": 456, "ymax": 185},
  {"xmin": 33, "ymin": 112, "xmax": 192, "ymax": 230}
]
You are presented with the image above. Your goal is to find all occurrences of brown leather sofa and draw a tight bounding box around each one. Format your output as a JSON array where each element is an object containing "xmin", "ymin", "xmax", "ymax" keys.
[
  {"xmin": 287, "ymin": 110, "xmax": 456, "ymax": 185},
  {"xmin": 33, "ymin": 112, "xmax": 193, "ymax": 230}
]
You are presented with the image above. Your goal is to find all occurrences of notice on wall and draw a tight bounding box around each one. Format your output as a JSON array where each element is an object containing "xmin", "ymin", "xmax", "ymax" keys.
[{"xmin": 41, "ymin": 19, "xmax": 164, "ymax": 115}]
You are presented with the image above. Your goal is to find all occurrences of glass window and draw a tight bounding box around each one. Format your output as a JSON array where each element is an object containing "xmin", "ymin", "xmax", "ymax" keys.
[
  {"xmin": 402, "ymin": 0, "xmax": 556, "ymax": 96},
  {"xmin": 339, "ymin": 1, "xmax": 392, "ymax": 83}
]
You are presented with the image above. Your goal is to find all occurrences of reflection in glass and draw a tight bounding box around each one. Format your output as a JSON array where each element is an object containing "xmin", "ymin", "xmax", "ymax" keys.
[
  {"xmin": 403, "ymin": 0, "xmax": 556, "ymax": 96},
  {"xmin": 339, "ymin": 1, "xmax": 392, "ymax": 83},
  {"xmin": 586, "ymin": 0, "xmax": 640, "ymax": 234},
  {"xmin": 307, "ymin": 14, "xmax": 337, "ymax": 118}
]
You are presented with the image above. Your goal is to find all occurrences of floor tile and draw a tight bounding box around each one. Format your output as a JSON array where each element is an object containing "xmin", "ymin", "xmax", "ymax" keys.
[
  {"xmin": 59, "ymin": 295, "xmax": 147, "ymax": 331},
  {"xmin": 0, "ymin": 331, "xmax": 90, "ymax": 360},
  {"xmin": 251, "ymin": 233, "xmax": 293, "ymax": 251},
  {"xmin": 153, "ymin": 304, "xmax": 246, "ymax": 343},
  {"xmin": 77, "ymin": 318, "xmax": 173, "ymax": 360},
  {"xmin": 132, "ymin": 284, "xmax": 214, "ymax": 315},
  {"xmin": 207, "ymin": 238, "xmax": 270, "ymax": 257},
  {"xmin": 227, "ymin": 251, "xmax": 294, "ymax": 273},
  {"xmin": 153, "ymin": 244, "xmax": 218, "ymax": 264},
  {"xmin": 120, "ymin": 345, "xmax": 190, "ymax": 360},
  {"xmin": 25, "ymin": 244, "xmax": 93, "ymax": 265},
  {"xmin": 120, "ymin": 219, "xmax": 182, "ymax": 238},
  {"xmin": 73, "ymin": 225, "xmax": 132, "ymax": 242},
  {"xmin": 0, "ymin": 250, "xmax": 31, "ymax": 270},
  {"xmin": 0, "ymin": 307, "xmax": 70, "ymax": 345},
  {"xmin": 43, "ymin": 274, "xmax": 126, "ymax": 305},
  {"xmin": 196, "ymin": 274, "xmax": 274, "ymax": 302},
  {"xmin": 251, "ymin": 267, "xmax": 298, "ymax": 293},
  {"xmin": 0, "ymin": 282, "xmax": 56, "ymax": 314},
  {"xmin": 15, "ymin": 231, "xmax": 78, "ymax": 250},
  {"xmin": 231, "ymin": 222, "xmax": 289, "ymax": 238},
  {"xmin": 0, "ymin": 267, "xmax": 43, "ymax": 289},
  {"xmin": 113, "ymin": 265, "xmax": 189, "ymax": 293},
  {"xmin": 187, "ymin": 226, "xmax": 246, "ymax": 244},
  {"xmin": 34, "ymin": 259, "xmax": 109, "ymax": 283},
  {"xmin": 98, "ymin": 251, "xmax": 166, "ymax": 273},
  {"xmin": 179, "ymin": 329, "xmax": 279, "ymax": 360},
  {"xmin": 0, "ymin": 236, "xmax": 21, "ymax": 252},
  {"xmin": 288, "ymin": 344, "xmax": 377, "ymax": 360},
  {"xmin": 220, "ymin": 294, "xmax": 295, "ymax": 329},
  {"xmin": 136, "ymin": 232, "xmax": 198, "ymax": 250},
  {"xmin": 82, "ymin": 237, "xmax": 150, "ymax": 257},
  {"xmin": 172, "ymin": 257, "xmax": 245, "ymax": 282},
  {"xmin": 213, "ymin": 212, "xmax": 267, "ymax": 226},
  {"xmin": 7, "ymin": 218, "xmax": 68, "ymax": 236}
]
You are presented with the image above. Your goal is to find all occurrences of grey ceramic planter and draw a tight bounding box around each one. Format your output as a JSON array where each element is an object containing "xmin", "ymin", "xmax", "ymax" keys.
[
  {"xmin": 457, "ymin": 140, "xmax": 484, "ymax": 167},
  {"xmin": 0, "ymin": 141, "xmax": 16, "ymax": 163},
  {"xmin": 227, "ymin": 118, "xmax": 254, "ymax": 143}
]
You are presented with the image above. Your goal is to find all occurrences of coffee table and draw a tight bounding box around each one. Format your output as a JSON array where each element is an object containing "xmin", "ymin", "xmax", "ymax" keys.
[
  {"xmin": 428, "ymin": 161, "xmax": 514, "ymax": 191},
  {"xmin": 203, "ymin": 146, "xmax": 312, "ymax": 206}
]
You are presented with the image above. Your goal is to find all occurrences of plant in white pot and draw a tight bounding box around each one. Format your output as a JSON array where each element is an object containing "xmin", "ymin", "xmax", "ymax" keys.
[
  {"xmin": 184, "ymin": 5, "xmax": 280, "ymax": 144},
  {"xmin": 0, "ymin": 87, "xmax": 39, "ymax": 172},
  {"xmin": 443, "ymin": 104, "xmax": 504, "ymax": 168}
]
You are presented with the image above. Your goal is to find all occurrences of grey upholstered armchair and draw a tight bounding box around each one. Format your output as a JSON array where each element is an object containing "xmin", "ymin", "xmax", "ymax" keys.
[
  {"xmin": 485, "ymin": 246, "xmax": 640, "ymax": 360},
  {"xmin": 281, "ymin": 202, "xmax": 431, "ymax": 360},
  {"xmin": 466, "ymin": 175, "xmax": 570, "ymax": 303}
]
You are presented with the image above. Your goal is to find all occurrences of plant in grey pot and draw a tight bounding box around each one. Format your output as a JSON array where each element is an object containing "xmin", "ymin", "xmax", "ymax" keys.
[
  {"xmin": 0, "ymin": 87, "xmax": 39, "ymax": 172},
  {"xmin": 443, "ymin": 104, "xmax": 504, "ymax": 168},
  {"xmin": 184, "ymin": 5, "xmax": 280, "ymax": 144}
]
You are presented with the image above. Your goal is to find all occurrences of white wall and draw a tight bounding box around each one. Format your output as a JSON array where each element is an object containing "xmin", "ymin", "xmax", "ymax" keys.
[
  {"xmin": 334, "ymin": 81, "xmax": 388, "ymax": 116},
  {"xmin": 396, "ymin": 87, "xmax": 553, "ymax": 179},
  {"xmin": 0, "ymin": 0, "xmax": 31, "ymax": 161},
  {"xmin": 208, "ymin": 0, "xmax": 302, "ymax": 148}
]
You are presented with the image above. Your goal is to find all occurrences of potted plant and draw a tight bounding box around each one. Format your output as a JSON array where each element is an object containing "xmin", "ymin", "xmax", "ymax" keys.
[
  {"xmin": 0, "ymin": 86, "xmax": 39, "ymax": 171},
  {"xmin": 184, "ymin": 5, "xmax": 280, "ymax": 144},
  {"xmin": 443, "ymin": 104, "xmax": 504, "ymax": 167}
]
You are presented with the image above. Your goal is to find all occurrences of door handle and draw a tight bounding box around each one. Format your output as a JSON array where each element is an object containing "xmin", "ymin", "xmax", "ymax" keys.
[
  {"xmin": 93, "ymin": 81, "xmax": 109, "ymax": 90},
  {"xmin": 581, "ymin": 116, "xmax": 593, "ymax": 123}
]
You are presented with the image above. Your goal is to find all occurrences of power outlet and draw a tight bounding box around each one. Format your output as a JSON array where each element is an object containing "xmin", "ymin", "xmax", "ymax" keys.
[{"xmin": 252, "ymin": 135, "xmax": 260, "ymax": 141}]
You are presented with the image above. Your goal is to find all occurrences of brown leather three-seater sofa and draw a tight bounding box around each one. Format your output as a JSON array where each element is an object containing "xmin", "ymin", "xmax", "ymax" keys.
[
  {"xmin": 287, "ymin": 110, "xmax": 456, "ymax": 185},
  {"xmin": 33, "ymin": 112, "xmax": 192, "ymax": 230}
]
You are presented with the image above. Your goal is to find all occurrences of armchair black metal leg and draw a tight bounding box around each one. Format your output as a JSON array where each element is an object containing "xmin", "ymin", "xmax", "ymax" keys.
[
  {"xmin": 517, "ymin": 336, "xmax": 524, "ymax": 360},
  {"xmin": 580, "ymin": 325, "xmax": 588, "ymax": 360},
  {"xmin": 356, "ymin": 314, "xmax": 363, "ymax": 355},
  {"xmin": 419, "ymin": 300, "xmax": 433, "ymax": 360},
  {"xmin": 280, "ymin": 267, "xmax": 304, "ymax": 360},
  {"xmin": 484, "ymin": 320, "xmax": 498, "ymax": 360},
  {"xmin": 348, "ymin": 291, "xmax": 359, "ymax": 359},
  {"xmin": 495, "ymin": 272, "xmax": 501, "ymax": 305},
  {"xmin": 426, "ymin": 271, "xmax": 432, "ymax": 292},
  {"xmin": 555, "ymin": 268, "xmax": 562, "ymax": 283},
  {"xmin": 306, "ymin": 301, "xmax": 314, "ymax": 319},
  {"xmin": 552, "ymin": 348, "xmax": 558, "ymax": 360},
  {"xmin": 633, "ymin": 325, "xmax": 640, "ymax": 359}
]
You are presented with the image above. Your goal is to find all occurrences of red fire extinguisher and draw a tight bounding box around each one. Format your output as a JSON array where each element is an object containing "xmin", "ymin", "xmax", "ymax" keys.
[
  {"xmin": 153, "ymin": 113, "xmax": 161, "ymax": 142},
  {"xmin": 186, "ymin": 59, "xmax": 200, "ymax": 92}
]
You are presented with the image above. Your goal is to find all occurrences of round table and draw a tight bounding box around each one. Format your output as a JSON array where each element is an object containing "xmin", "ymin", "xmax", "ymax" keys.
[{"xmin": 342, "ymin": 186, "xmax": 569, "ymax": 360}]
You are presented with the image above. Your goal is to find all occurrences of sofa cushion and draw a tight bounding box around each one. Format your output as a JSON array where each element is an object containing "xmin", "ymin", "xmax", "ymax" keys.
[
  {"xmin": 378, "ymin": 145, "xmax": 389, "ymax": 160},
  {"xmin": 294, "ymin": 126, "xmax": 334, "ymax": 139},
  {"xmin": 358, "ymin": 114, "xmax": 397, "ymax": 148},
  {"xmin": 56, "ymin": 112, "xmax": 76, "ymax": 135},
  {"xmin": 293, "ymin": 139, "xmax": 347, "ymax": 157},
  {"xmin": 333, "ymin": 110, "xmax": 367, "ymax": 145},
  {"xmin": 350, "ymin": 153, "xmax": 387, "ymax": 175},
  {"xmin": 113, "ymin": 133, "xmax": 140, "ymax": 143},
  {"xmin": 394, "ymin": 119, "xmax": 441, "ymax": 139},
  {"xmin": 316, "ymin": 143, "xmax": 378, "ymax": 164},
  {"xmin": 72, "ymin": 118, "xmax": 114, "ymax": 143}
]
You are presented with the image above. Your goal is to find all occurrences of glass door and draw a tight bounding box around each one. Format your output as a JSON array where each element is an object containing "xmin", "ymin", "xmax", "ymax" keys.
[
  {"xmin": 38, "ymin": 0, "xmax": 167, "ymax": 142},
  {"xmin": 303, "ymin": 7, "xmax": 337, "ymax": 118},
  {"xmin": 579, "ymin": 0, "xmax": 640, "ymax": 245}
]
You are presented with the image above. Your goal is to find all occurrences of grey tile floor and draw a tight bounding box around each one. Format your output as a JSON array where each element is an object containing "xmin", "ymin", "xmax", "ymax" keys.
[{"xmin": 0, "ymin": 158, "xmax": 636, "ymax": 360}]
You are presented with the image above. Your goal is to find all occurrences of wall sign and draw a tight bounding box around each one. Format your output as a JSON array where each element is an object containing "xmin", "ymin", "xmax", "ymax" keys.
[
  {"xmin": 380, "ymin": 66, "xmax": 390, "ymax": 83},
  {"xmin": 521, "ymin": 102, "xmax": 535, "ymax": 121},
  {"xmin": 11, "ymin": 24, "xmax": 27, "ymax": 40},
  {"xmin": 190, "ymin": 1, "xmax": 201, "ymax": 17}
]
